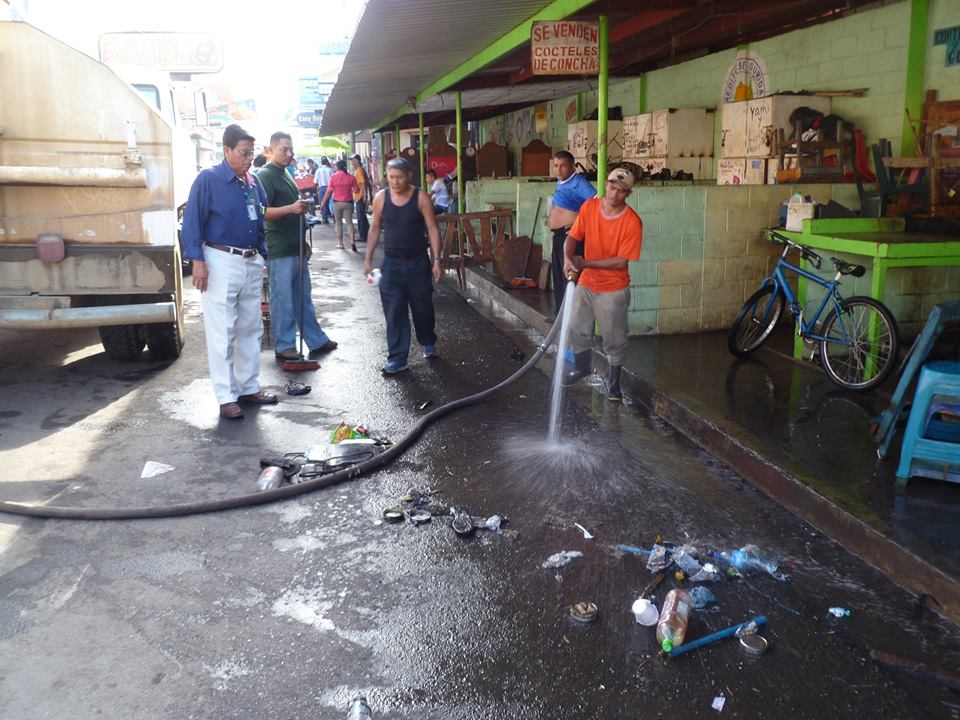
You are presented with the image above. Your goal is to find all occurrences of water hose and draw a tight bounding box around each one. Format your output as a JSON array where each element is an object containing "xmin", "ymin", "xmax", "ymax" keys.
[{"xmin": 0, "ymin": 286, "xmax": 568, "ymax": 521}]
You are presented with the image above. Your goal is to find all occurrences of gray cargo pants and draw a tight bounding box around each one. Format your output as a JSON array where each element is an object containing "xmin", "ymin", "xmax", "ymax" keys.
[{"xmin": 567, "ymin": 285, "xmax": 630, "ymax": 366}]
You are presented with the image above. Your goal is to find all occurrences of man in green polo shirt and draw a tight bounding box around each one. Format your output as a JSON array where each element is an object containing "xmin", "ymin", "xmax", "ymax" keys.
[{"xmin": 259, "ymin": 131, "xmax": 337, "ymax": 361}]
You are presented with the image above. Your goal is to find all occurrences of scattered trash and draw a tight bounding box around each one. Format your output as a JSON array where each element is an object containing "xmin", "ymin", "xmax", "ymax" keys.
[
  {"xmin": 739, "ymin": 632, "xmax": 769, "ymax": 656},
  {"xmin": 331, "ymin": 422, "xmax": 370, "ymax": 443},
  {"xmin": 256, "ymin": 466, "xmax": 285, "ymax": 491},
  {"xmin": 713, "ymin": 545, "xmax": 786, "ymax": 581},
  {"xmin": 617, "ymin": 543, "xmax": 648, "ymax": 556},
  {"xmin": 639, "ymin": 573, "xmax": 665, "ymax": 599},
  {"xmin": 712, "ymin": 694, "xmax": 726, "ymax": 712},
  {"xmin": 657, "ymin": 589, "xmax": 693, "ymax": 653},
  {"xmin": 466, "ymin": 298, "xmax": 477, "ymax": 304},
  {"xmin": 382, "ymin": 507, "xmax": 404, "ymax": 523},
  {"xmin": 828, "ymin": 607, "xmax": 851, "ymax": 618},
  {"xmin": 140, "ymin": 461, "xmax": 174, "ymax": 479},
  {"xmin": 574, "ymin": 522, "xmax": 594, "ymax": 539},
  {"xmin": 542, "ymin": 550, "xmax": 584, "ymax": 569},
  {"xmin": 483, "ymin": 515, "xmax": 503, "ymax": 531},
  {"xmin": 667, "ymin": 616, "xmax": 768, "ymax": 658},
  {"xmin": 417, "ymin": 400, "xmax": 432, "ymax": 411},
  {"xmin": 689, "ymin": 562, "xmax": 722, "ymax": 583},
  {"xmin": 674, "ymin": 570, "xmax": 686, "ymax": 582},
  {"xmin": 673, "ymin": 547, "xmax": 703, "ymax": 576},
  {"xmin": 646, "ymin": 544, "xmax": 671, "ymax": 572},
  {"xmin": 449, "ymin": 505, "xmax": 474, "ymax": 536},
  {"xmin": 285, "ymin": 380, "xmax": 311, "ymax": 396},
  {"xmin": 569, "ymin": 601, "xmax": 598, "ymax": 623},
  {"xmin": 407, "ymin": 509, "xmax": 432, "ymax": 525},
  {"xmin": 631, "ymin": 597, "xmax": 659, "ymax": 626},
  {"xmin": 347, "ymin": 693, "xmax": 373, "ymax": 720},
  {"xmin": 690, "ymin": 586, "xmax": 717, "ymax": 610}
]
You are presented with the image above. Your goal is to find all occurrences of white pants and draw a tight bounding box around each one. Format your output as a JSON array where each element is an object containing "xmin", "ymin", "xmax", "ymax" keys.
[{"xmin": 201, "ymin": 245, "xmax": 265, "ymax": 405}]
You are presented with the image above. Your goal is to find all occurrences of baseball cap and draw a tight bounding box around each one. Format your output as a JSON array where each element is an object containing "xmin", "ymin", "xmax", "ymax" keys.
[{"xmin": 607, "ymin": 167, "xmax": 636, "ymax": 190}]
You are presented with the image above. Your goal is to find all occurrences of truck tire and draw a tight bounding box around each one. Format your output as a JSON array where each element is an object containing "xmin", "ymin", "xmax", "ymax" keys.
[
  {"xmin": 99, "ymin": 324, "xmax": 146, "ymax": 361},
  {"xmin": 146, "ymin": 320, "xmax": 184, "ymax": 360}
]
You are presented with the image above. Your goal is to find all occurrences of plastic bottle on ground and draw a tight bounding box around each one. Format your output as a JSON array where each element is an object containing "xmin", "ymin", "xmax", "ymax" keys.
[
  {"xmin": 347, "ymin": 694, "xmax": 373, "ymax": 720},
  {"xmin": 713, "ymin": 546, "xmax": 779, "ymax": 576},
  {"xmin": 656, "ymin": 588, "xmax": 693, "ymax": 653}
]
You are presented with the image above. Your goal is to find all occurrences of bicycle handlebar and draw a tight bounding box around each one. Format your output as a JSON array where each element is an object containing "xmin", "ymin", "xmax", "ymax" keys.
[{"xmin": 768, "ymin": 229, "xmax": 822, "ymax": 269}]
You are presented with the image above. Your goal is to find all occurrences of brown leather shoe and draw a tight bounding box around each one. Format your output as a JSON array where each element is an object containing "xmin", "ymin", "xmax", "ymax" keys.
[
  {"xmin": 220, "ymin": 402, "xmax": 244, "ymax": 419},
  {"xmin": 238, "ymin": 391, "xmax": 278, "ymax": 405}
]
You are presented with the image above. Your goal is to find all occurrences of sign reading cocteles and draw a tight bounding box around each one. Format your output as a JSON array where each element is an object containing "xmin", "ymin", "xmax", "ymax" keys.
[{"xmin": 531, "ymin": 21, "xmax": 599, "ymax": 76}]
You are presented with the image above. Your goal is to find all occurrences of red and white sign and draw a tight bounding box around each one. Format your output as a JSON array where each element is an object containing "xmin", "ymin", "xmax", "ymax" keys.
[{"xmin": 531, "ymin": 21, "xmax": 599, "ymax": 76}]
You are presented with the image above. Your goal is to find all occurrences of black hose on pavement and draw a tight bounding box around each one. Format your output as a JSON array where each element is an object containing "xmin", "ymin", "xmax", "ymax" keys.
[{"xmin": 0, "ymin": 293, "xmax": 566, "ymax": 520}]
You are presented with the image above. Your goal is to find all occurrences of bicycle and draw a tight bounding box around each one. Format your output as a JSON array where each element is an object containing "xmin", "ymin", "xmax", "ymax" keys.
[{"xmin": 728, "ymin": 229, "xmax": 900, "ymax": 392}]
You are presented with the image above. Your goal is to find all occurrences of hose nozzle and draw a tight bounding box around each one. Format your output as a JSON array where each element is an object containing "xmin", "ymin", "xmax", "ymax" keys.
[{"xmin": 566, "ymin": 269, "xmax": 579, "ymax": 282}]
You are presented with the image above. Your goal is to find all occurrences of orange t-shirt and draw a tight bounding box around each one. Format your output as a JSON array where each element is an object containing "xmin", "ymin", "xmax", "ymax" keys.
[{"xmin": 568, "ymin": 197, "xmax": 642, "ymax": 292}]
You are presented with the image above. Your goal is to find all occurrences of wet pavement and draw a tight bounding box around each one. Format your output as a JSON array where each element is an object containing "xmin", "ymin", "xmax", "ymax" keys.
[{"xmin": 1, "ymin": 222, "xmax": 960, "ymax": 719}]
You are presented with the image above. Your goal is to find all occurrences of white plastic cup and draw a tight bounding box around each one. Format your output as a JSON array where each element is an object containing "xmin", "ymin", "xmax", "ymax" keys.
[
  {"xmin": 631, "ymin": 597, "xmax": 659, "ymax": 626},
  {"xmin": 366, "ymin": 268, "xmax": 382, "ymax": 287}
]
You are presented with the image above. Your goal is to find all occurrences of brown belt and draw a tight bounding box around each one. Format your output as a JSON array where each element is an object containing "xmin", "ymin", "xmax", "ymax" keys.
[{"xmin": 206, "ymin": 242, "xmax": 258, "ymax": 258}]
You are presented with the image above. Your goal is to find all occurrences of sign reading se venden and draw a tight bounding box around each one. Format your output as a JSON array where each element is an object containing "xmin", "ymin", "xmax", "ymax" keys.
[{"xmin": 531, "ymin": 21, "xmax": 599, "ymax": 76}]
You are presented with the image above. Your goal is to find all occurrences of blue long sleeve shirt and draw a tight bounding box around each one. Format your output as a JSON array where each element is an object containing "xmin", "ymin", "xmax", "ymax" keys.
[
  {"xmin": 551, "ymin": 171, "xmax": 596, "ymax": 212},
  {"xmin": 180, "ymin": 160, "xmax": 268, "ymax": 261}
]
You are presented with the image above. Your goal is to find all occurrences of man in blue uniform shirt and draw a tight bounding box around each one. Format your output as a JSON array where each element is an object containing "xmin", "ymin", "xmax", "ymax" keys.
[
  {"xmin": 548, "ymin": 150, "xmax": 595, "ymax": 320},
  {"xmin": 181, "ymin": 124, "xmax": 278, "ymax": 420}
]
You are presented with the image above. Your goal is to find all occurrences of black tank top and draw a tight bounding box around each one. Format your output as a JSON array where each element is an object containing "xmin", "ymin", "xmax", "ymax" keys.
[{"xmin": 382, "ymin": 187, "xmax": 427, "ymax": 257}]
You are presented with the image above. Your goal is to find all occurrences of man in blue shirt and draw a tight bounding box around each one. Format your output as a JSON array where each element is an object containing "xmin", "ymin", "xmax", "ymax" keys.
[
  {"xmin": 548, "ymin": 150, "xmax": 595, "ymax": 320},
  {"xmin": 181, "ymin": 124, "xmax": 277, "ymax": 420}
]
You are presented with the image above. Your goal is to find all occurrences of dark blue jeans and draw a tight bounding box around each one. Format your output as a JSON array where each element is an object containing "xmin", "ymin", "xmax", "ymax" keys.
[
  {"xmin": 356, "ymin": 199, "xmax": 369, "ymax": 241},
  {"xmin": 379, "ymin": 254, "xmax": 436, "ymax": 364}
]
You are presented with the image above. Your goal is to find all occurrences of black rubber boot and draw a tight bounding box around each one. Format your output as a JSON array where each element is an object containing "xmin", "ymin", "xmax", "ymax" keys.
[
  {"xmin": 607, "ymin": 365, "xmax": 623, "ymax": 402},
  {"xmin": 562, "ymin": 350, "xmax": 592, "ymax": 386}
]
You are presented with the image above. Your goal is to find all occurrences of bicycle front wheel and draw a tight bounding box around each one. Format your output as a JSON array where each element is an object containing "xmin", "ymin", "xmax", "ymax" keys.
[
  {"xmin": 728, "ymin": 285, "xmax": 785, "ymax": 356},
  {"xmin": 819, "ymin": 296, "xmax": 899, "ymax": 391}
]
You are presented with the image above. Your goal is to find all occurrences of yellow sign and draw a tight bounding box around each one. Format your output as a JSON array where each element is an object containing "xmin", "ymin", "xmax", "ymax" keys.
[
  {"xmin": 99, "ymin": 32, "xmax": 223, "ymax": 73},
  {"xmin": 531, "ymin": 21, "xmax": 599, "ymax": 76}
]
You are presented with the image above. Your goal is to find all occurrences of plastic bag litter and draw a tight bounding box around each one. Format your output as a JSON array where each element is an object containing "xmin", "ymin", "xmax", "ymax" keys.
[
  {"xmin": 140, "ymin": 461, "xmax": 175, "ymax": 479},
  {"xmin": 484, "ymin": 515, "xmax": 502, "ymax": 531},
  {"xmin": 690, "ymin": 586, "xmax": 717, "ymax": 610},
  {"xmin": 673, "ymin": 547, "xmax": 703, "ymax": 576},
  {"xmin": 689, "ymin": 562, "xmax": 722, "ymax": 583},
  {"xmin": 330, "ymin": 422, "xmax": 369, "ymax": 443},
  {"xmin": 542, "ymin": 550, "xmax": 583, "ymax": 569},
  {"xmin": 646, "ymin": 544, "xmax": 671, "ymax": 572}
]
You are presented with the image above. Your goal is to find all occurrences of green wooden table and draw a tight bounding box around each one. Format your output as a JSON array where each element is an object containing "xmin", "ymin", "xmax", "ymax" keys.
[{"xmin": 778, "ymin": 218, "xmax": 960, "ymax": 359}]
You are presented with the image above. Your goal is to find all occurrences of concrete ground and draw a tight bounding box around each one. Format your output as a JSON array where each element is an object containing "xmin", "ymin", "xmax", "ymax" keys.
[{"xmin": 1, "ymin": 223, "xmax": 959, "ymax": 719}]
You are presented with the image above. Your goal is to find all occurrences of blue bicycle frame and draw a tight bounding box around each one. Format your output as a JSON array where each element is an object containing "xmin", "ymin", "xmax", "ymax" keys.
[{"xmin": 758, "ymin": 244, "xmax": 851, "ymax": 347}]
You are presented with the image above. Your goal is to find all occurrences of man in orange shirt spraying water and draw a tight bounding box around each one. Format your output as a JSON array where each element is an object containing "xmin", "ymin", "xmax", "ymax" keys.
[{"xmin": 561, "ymin": 167, "xmax": 642, "ymax": 402}]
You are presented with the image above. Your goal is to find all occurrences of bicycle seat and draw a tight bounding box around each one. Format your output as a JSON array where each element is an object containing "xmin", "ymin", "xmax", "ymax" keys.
[{"xmin": 830, "ymin": 257, "xmax": 866, "ymax": 277}]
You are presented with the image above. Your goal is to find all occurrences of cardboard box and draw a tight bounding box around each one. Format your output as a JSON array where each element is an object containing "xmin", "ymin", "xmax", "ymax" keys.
[
  {"xmin": 621, "ymin": 113, "xmax": 653, "ymax": 158},
  {"xmin": 567, "ymin": 120, "xmax": 624, "ymax": 162},
  {"xmin": 651, "ymin": 108, "xmax": 715, "ymax": 158},
  {"xmin": 785, "ymin": 199, "xmax": 816, "ymax": 231},
  {"xmin": 722, "ymin": 94, "xmax": 832, "ymax": 158},
  {"xmin": 717, "ymin": 158, "xmax": 745, "ymax": 185},
  {"xmin": 744, "ymin": 157, "xmax": 767, "ymax": 185}
]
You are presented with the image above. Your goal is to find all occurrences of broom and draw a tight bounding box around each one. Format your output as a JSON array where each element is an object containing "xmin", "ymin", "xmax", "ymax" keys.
[{"xmin": 280, "ymin": 211, "xmax": 320, "ymax": 372}]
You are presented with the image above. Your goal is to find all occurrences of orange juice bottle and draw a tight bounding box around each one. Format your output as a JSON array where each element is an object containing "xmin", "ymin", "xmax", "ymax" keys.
[{"xmin": 656, "ymin": 588, "xmax": 693, "ymax": 653}]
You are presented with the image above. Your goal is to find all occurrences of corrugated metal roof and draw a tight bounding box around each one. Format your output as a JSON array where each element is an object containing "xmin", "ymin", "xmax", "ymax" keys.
[{"xmin": 320, "ymin": 0, "xmax": 555, "ymax": 135}]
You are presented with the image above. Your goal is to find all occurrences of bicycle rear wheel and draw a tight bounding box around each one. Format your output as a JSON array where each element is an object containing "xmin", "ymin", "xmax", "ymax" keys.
[
  {"xmin": 819, "ymin": 296, "xmax": 899, "ymax": 391},
  {"xmin": 728, "ymin": 285, "xmax": 785, "ymax": 356}
]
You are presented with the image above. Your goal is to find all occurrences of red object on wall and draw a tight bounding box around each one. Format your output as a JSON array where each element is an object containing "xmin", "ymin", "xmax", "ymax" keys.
[{"xmin": 427, "ymin": 155, "xmax": 457, "ymax": 178}]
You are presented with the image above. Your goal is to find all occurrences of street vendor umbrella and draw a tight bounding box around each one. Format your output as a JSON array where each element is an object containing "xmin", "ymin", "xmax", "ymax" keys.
[{"xmin": 299, "ymin": 136, "xmax": 351, "ymax": 157}]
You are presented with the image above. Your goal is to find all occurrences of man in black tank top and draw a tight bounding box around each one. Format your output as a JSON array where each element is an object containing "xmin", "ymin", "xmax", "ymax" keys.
[{"xmin": 363, "ymin": 158, "xmax": 443, "ymax": 374}]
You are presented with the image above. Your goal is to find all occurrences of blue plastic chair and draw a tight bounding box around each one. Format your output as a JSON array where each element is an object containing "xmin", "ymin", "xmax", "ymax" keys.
[{"xmin": 896, "ymin": 359, "xmax": 960, "ymax": 490}]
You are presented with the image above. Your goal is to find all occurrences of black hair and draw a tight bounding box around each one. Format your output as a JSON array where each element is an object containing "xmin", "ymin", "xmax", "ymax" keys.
[
  {"xmin": 223, "ymin": 124, "xmax": 254, "ymax": 149},
  {"xmin": 425, "ymin": 169, "xmax": 437, "ymax": 179},
  {"xmin": 252, "ymin": 154, "xmax": 267, "ymax": 168},
  {"xmin": 352, "ymin": 154, "xmax": 362, "ymax": 162},
  {"xmin": 269, "ymin": 131, "xmax": 292, "ymax": 146},
  {"xmin": 321, "ymin": 157, "xmax": 331, "ymax": 166},
  {"xmin": 335, "ymin": 160, "xmax": 347, "ymax": 172},
  {"xmin": 387, "ymin": 158, "xmax": 411, "ymax": 172},
  {"xmin": 553, "ymin": 150, "xmax": 574, "ymax": 163}
]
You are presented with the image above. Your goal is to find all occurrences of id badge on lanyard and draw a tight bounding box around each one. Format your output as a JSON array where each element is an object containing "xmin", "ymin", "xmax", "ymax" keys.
[{"xmin": 243, "ymin": 179, "xmax": 258, "ymax": 221}]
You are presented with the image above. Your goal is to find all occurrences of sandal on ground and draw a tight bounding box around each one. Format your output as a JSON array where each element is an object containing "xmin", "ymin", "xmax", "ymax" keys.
[
  {"xmin": 337, "ymin": 242, "xmax": 345, "ymax": 249},
  {"xmin": 351, "ymin": 243, "xmax": 359, "ymax": 253}
]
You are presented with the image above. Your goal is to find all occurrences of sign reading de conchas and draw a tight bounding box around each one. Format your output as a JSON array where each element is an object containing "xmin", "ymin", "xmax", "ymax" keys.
[
  {"xmin": 99, "ymin": 32, "xmax": 223, "ymax": 73},
  {"xmin": 531, "ymin": 21, "xmax": 599, "ymax": 75}
]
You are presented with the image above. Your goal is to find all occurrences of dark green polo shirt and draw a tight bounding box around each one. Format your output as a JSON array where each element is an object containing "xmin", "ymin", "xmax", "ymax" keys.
[{"xmin": 257, "ymin": 162, "xmax": 303, "ymax": 259}]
